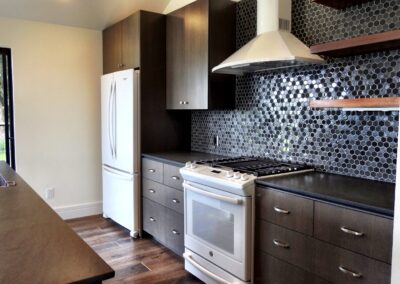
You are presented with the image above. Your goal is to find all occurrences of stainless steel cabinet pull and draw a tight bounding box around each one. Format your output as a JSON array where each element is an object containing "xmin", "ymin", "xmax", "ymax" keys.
[
  {"xmin": 171, "ymin": 176, "xmax": 180, "ymax": 180},
  {"xmin": 273, "ymin": 239, "xmax": 290, "ymax": 249},
  {"xmin": 274, "ymin": 206, "xmax": 290, "ymax": 214},
  {"xmin": 338, "ymin": 266, "xmax": 362, "ymax": 278},
  {"xmin": 172, "ymin": 229, "xmax": 180, "ymax": 235},
  {"xmin": 148, "ymin": 169, "xmax": 156, "ymax": 173},
  {"xmin": 149, "ymin": 217, "xmax": 156, "ymax": 222},
  {"xmin": 148, "ymin": 189, "xmax": 156, "ymax": 193},
  {"xmin": 172, "ymin": 199, "xmax": 180, "ymax": 204},
  {"xmin": 340, "ymin": 226, "xmax": 364, "ymax": 237}
]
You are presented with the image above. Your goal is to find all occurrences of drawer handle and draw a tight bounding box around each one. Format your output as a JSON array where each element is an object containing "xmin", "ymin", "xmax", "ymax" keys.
[
  {"xmin": 172, "ymin": 229, "xmax": 180, "ymax": 235},
  {"xmin": 340, "ymin": 226, "xmax": 364, "ymax": 237},
  {"xmin": 148, "ymin": 189, "xmax": 156, "ymax": 193},
  {"xmin": 273, "ymin": 239, "xmax": 290, "ymax": 249},
  {"xmin": 149, "ymin": 217, "xmax": 156, "ymax": 222},
  {"xmin": 172, "ymin": 199, "xmax": 180, "ymax": 204},
  {"xmin": 148, "ymin": 169, "xmax": 156, "ymax": 173},
  {"xmin": 273, "ymin": 206, "xmax": 290, "ymax": 214},
  {"xmin": 338, "ymin": 266, "xmax": 362, "ymax": 278},
  {"xmin": 171, "ymin": 176, "xmax": 180, "ymax": 181}
]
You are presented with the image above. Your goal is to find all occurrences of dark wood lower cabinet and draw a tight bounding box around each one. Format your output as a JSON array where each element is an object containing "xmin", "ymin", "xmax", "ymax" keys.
[
  {"xmin": 142, "ymin": 197, "xmax": 184, "ymax": 256},
  {"xmin": 255, "ymin": 186, "xmax": 393, "ymax": 284},
  {"xmin": 255, "ymin": 252, "xmax": 331, "ymax": 284},
  {"xmin": 314, "ymin": 239, "xmax": 391, "ymax": 284},
  {"xmin": 256, "ymin": 220, "xmax": 315, "ymax": 272}
]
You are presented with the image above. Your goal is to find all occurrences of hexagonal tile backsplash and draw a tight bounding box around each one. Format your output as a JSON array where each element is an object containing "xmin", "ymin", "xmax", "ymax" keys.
[{"xmin": 191, "ymin": 0, "xmax": 400, "ymax": 183}]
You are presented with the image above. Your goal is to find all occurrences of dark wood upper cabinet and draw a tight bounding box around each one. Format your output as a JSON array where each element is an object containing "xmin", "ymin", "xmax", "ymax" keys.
[
  {"xmin": 121, "ymin": 14, "xmax": 140, "ymax": 71},
  {"xmin": 103, "ymin": 22, "xmax": 123, "ymax": 74},
  {"xmin": 166, "ymin": 0, "xmax": 236, "ymax": 110},
  {"xmin": 102, "ymin": 14, "xmax": 140, "ymax": 74}
]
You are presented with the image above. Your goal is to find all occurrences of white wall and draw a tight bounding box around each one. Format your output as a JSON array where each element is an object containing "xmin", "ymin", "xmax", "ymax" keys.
[
  {"xmin": 391, "ymin": 122, "xmax": 400, "ymax": 283},
  {"xmin": 0, "ymin": 17, "xmax": 103, "ymax": 218},
  {"xmin": 163, "ymin": 0, "xmax": 196, "ymax": 13}
]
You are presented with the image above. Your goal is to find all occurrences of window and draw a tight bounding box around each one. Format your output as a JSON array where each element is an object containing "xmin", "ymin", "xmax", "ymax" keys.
[{"xmin": 0, "ymin": 48, "xmax": 15, "ymax": 169}]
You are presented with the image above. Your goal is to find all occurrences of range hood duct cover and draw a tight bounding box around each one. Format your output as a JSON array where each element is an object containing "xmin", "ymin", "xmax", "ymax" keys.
[{"xmin": 212, "ymin": 0, "xmax": 325, "ymax": 75}]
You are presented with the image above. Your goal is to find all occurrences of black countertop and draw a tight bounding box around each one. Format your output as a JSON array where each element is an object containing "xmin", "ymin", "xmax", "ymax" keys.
[
  {"xmin": 142, "ymin": 151, "xmax": 227, "ymax": 167},
  {"xmin": 256, "ymin": 171, "xmax": 395, "ymax": 218}
]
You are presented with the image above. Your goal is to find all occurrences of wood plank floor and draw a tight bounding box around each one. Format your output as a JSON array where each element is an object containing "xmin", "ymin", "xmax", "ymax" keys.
[{"xmin": 67, "ymin": 215, "xmax": 202, "ymax": 284}]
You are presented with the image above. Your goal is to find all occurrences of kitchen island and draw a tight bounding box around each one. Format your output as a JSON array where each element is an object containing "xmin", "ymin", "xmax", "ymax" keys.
[{"xmin": 0, "ymin": 162, "xmax": 114, "ymax": 284}]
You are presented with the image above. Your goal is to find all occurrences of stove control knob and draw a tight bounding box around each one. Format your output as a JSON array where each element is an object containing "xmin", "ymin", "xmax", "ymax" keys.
[
  {"xmin": 226, "ymin": 170, "xmax": 234, "ymax": 178},
  {"xmin": 185, "ymin": 162, "xmax": 192, "ymax": 168},
  {"xmin": 233, "ymin": 172, "xmax": 241, "ymax": 179},
  {"xmin": 240, "ymin": 174, "xmax": 249, "ymax": 181}
]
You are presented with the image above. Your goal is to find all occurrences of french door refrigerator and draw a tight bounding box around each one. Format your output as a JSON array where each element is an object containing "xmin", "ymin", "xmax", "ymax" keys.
[{"xmin": 101, "ymin": 69, "xmax": 140, "ymax": 238}]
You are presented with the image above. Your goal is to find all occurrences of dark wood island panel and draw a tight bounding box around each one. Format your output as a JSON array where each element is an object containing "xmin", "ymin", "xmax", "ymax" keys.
[{"xmin": 0, "ymin": 162, "xmax": 114, "ymax": 284}]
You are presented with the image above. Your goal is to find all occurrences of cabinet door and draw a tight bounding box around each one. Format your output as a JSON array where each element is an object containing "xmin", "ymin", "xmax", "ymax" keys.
[
  {"xmin": 103, "ymin": 22, "xmax": 122, "ymax": 74},
  {"xmin": 122, "ymin": 13, "xmax": 140, "ymax": 70},
  {"xmin": 166, "ymin": 0, "xmax": 209, "ymax": 110},
  {"xmin": 142, "ymin": 198, "xmax": 165, "ymax": 243}
]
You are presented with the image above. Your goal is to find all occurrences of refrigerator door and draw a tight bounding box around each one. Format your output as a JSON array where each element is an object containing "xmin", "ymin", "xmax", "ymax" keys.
[
  {"xmin": 101, "ymin": 69, "xmax": 140, "ymax": 174},
  {"xmin": 101, "ymin": 73, "xmax": 115, "ymax": 167},
  {"xmin": 102, "ymin": 165, "xmax": 140, "ymax": 236}
]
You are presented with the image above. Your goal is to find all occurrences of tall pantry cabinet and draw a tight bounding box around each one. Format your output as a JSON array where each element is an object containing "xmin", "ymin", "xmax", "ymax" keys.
[{"xmin": 102, "ymin": 11, "xmax": 191, "ymax": 153}]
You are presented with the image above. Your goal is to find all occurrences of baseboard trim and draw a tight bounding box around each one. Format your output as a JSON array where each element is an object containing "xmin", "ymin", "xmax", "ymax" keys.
[{"xmin": 54, "ymin": 201, "xmax": 103, "ymax": 220}]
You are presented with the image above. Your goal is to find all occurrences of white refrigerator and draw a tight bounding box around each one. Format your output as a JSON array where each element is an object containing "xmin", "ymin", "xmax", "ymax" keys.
[{"xmin": 101, "ymin": 69, "xmax": 140, "ymax": 238}]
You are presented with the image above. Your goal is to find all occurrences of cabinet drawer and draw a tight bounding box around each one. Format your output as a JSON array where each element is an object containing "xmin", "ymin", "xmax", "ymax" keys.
[
  {"xmin": 255, "ymin": 252, "xmax": 331, "ymax": 284},
  {"xmin": 164, "ymin": 209, "xmax": 184, "ymax": 256},
  {"xmin": 314, "ymin": 202, "xmax": 393, "ymax": 263},
  {"xmin": 142, "ymin": 179, "xmax": 184, "ymax": 214},
  {"xmin": 163, "ymin": 185, "xmax": 184, "ymax": 214},
  {"xmin": 142, "ymin": 179, "xmax": 166, "ymax": 205},
  {"xmin": 256, "ymin": 187, "xmax": 314, "ymax": 235},
  {"xmin": 142, "ymin": 198, "xmax": 165, "ymax": 242},
  {"xmin": 256, "ymin": 220, "xmax": 315, "ymax": 272},
  {"xmin": 163, "ymin": 164, "xmax": 183, "ymax": 190},
  {"xmin": 314, "ymin": 239, "xmax": 391, "ymax": 284},
  {"xmin": 142, "ymin": 158, "xmax": 163, "ymax": 183}
]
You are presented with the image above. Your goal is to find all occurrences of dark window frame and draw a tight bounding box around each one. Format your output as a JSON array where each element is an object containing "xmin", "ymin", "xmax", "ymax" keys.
[{"xmin": 0, "ymin": 48, "xmax": 16, "ymax": 169}]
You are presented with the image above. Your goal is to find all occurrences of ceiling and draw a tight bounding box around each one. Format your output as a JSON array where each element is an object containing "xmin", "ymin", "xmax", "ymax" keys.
[{"xmin": 0, "ymin": 0, "xmax": 172, "ymax": 30}]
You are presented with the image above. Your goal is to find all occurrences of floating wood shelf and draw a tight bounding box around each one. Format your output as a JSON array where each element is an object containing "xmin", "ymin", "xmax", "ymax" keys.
[
  {"xmin": 312, "ymin": 0, "xmax": 374, "ymax": 9},
  {"xmin": 310, "ymin": 97, "xmax": 400, "ymax": 110},
  {"xmin": 310, "ymin": 30, "xmax": 400, "ymax": 57}
]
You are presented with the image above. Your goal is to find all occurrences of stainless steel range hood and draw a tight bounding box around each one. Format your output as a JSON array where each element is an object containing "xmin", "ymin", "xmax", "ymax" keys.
[{"xmin": 212, "ymin": 0, "xmax": 325, "ymax": 75}]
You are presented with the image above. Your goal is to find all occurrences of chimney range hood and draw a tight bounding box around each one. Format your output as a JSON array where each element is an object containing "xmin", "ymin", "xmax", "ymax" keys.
[{"xmin": 212, "ymin": 0, "xmax": 325, "ymax": 75}]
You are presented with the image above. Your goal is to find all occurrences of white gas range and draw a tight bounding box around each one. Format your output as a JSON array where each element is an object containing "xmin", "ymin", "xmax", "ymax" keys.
[{"xmin": 180, "ymin": 157, "xmax": 313, "ymax": 284}]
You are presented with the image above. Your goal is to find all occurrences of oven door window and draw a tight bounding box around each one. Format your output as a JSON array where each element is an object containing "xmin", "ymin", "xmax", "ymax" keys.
[{"xmin": 192, "ymin": 200, "xmax": 235, "ymax": 254}]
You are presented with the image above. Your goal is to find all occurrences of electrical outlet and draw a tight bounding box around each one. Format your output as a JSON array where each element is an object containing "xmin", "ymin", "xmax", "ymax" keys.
[
  {"xmin": 214, "ymin": 135, "xmax": 220, "ymax": 147},
  {"xmin": 45, "ymin": 188, "xmax": 55, "ymax": 199}
]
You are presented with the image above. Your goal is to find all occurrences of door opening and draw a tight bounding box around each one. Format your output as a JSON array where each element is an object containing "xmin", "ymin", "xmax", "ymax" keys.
[{"xmin": 0, "ymin": 48, "xmax": 15, "ymax": 169}]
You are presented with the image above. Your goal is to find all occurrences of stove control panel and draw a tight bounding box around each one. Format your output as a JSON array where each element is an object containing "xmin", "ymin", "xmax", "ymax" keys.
[{"xmin": 182, "ymin": 163, "xmax": 257, "ymax": 187}]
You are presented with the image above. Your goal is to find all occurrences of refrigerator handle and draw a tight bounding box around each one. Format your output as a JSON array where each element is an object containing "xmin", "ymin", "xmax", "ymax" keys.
[
  {"xmin": 113, "ymin": 80, "xmax": 117, "ymax": 159},
  {"xmin": 108, "ymin": 80, "xmax": 114, "ymax": 159},
  {"xmin": 103, "ymin": 165, "xmax": 133, "ymax": 181}
]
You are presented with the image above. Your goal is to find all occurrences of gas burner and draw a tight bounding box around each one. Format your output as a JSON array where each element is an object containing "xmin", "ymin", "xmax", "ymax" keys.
[{"xmin": 194, "ymin": 156, "xmax": 312, "ymax": 177}]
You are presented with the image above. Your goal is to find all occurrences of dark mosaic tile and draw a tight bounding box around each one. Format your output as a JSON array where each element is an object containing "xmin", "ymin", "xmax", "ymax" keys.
[{"xmin": 191, "ymin": 0, "xmax": 399, "ymax": 183}]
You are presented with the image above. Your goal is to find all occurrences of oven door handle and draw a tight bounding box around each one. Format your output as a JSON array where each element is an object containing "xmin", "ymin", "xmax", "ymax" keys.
[
  {"xmin": 183, "ymin": 253, "xmax": 231, "ymax": 284},
  {"xmin": 184, "ymin": 183, "xmax": 242, "ymax": 205}
]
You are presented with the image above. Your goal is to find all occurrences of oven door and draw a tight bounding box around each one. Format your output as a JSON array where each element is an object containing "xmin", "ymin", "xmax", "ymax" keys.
[{"xmin": 184, "ymin": 181, "xmax": 252, "ymax": 281}]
